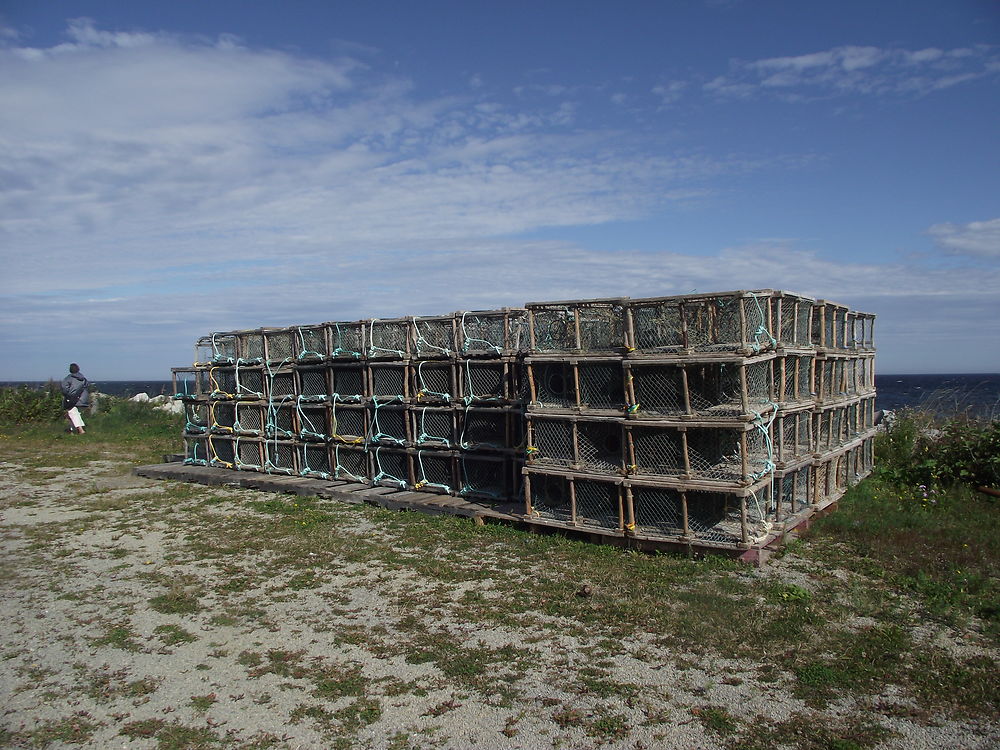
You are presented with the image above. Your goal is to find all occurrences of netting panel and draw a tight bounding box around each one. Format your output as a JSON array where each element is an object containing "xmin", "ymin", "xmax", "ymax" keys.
[
  {"xmin": 330, "ymin": 367, "xmax": 364, "ymax": 400},
  {"xmin": 416, "ymin": 408, "xmax": 455, "ymax": 447},
  {"xmin": 415, "ymin": 451, "xmax": 454, "ymax": 490},
  {"xmin": 184, "ymin": 436, "xmax": 208, "ymax": 465},
  {"xmin": 685, "ymin": 362, "xmax": 743, "ymax": 416},
  {"xmin": 578, "ymin": 304, "xmax": 625, "ymax": 352},
  {"xmin": 461, "ymin": 455, "xmax": 508, "ymax": 500},
  {"xmin": 296, "ymin": 326, "xmax": 328, "ymax": 360},
  {"xmin": 183, "ymin": 402, "xmax": 208, "ymax": 433},
  {"xmin": 234, "ymin": 404, "xmax": 264, "ymax": 435},
  {"xmin": 368, "ymin": 320, "xmax": 409, "ymax": 357},
  {"xmin": 239, "ymin": 333, "xmax": 265, "ymax": 362},
  {"xmin": 630, "ymin": 302, "xmax": 683, "ymax": 352},
  {"xmin": 334, "ymin": 445, "xmax": 369, "ymax": 482},
  {"xmin": 686, "ymin": 428, "xmax": 762, "ymax": 483},
  {"xmin": 578, "ymin": 363, "xmax": 624, "ymax": 410},
  {"xmin": 266, "ymin": 403, "xmax": 296, "ymax": 438},
  {"xmin": 779, "ymin": 467, "xmax": 811, "ymax": 514},
  {"xmin": 298, "ymin": 404, "xmax": 330, "ymax": 441},
  {"xmin": 629, "ymin": 426, "xmax": 684, "ymax": 477},
  {"xmin": 684, "ymin": 297, "xmax": 744, "ymax": 352},
  {"xmin": 462, "ymin": 361, "xmax": 506, "ymax": 402},
  {"xmin": 265, "ymin": 441, "xmax": 296, "ymax": 474},
  {"xmin": 236, "ymin": 439, "xmax": 262, "ymax": 469},
  {"xmin": 330, "ymin": 323, "xmax": 364, "ymax": 358},
  {"xmin": 532, "ymin": 362, "xmax": 575, "ymax": 408},
  {"xmin": 237, "ymin": 370, "xmax": 265, "ymax": 399},
  {"xmin": 372, "ymin": 448, "xmax": 408, "ymax": 486},
  {"xmin": 371, "ymin": 366, "xmax": 407, "ymax": 399},
  {"xmin": 685, "ymin": 491, "xmax": 735, "ymax": 543},
  {"xmin": 531, "ymin": 418, "xmax": 574, "ymax": 467},
  {"xmin": 528, "ymin": 472, "xmax": 571, "ymax": 521},
  {"xmin": 575, "ymin": 421, "xmax": 622, "ymax": 474},
  {"xmin": 210, "ymin": 436, "xmax": 235, "ymax": 466},
  {"xmin": 265, "ymin": 331, "xmax": 295, "ymax": 363},
  {"xmin": 629, "ymin": 365, "xmax": 685, "ymax": 416},
  {"xmin": 531, "ymin": 307, "xmax": 576, "ymax": 351},
  {"xmin": 210, "ymin": 403, "xmax": 236, "ymax": 432},
  {"xmin": 331, "ymin": 404, "xmax": 366, "ymax": 442},
  {"xmin": 413, "ymin": 318, "xmax": 455, "ymax": 357},
  {"xmin": 632, "ymin": 486, "xmax": 684, "ymax": 538},
  {"xmin": 415, "ymin": 362, "xmax": 453, "ymax": 401},
  {"xmin": 267, "ymin": 372, "xmax": 295, "ymax": 400},
  {"xmin": 460, "ymin": 311, "xmax": 506, "ymax": 354},
  {"xmin": 211, "ymin": 369, "xmax": 237, "ymax": 397},
  {"xmin": 460, "ymin": 409, "xmax": 507, "ymax": 450},
  {"xmin": 299, "ymin": 369, "xmax": 328, "ymax": 400},
  {"xmin": 574, "ymin": 479, "xmax": 621, "ymax": 530},
  {"xmin": 370, "ymin": 404, "xmax": 408, "ymax": 444},
  {"xmin": 299, "ymin": 444, "xmax": 331, "ymax": 477}
]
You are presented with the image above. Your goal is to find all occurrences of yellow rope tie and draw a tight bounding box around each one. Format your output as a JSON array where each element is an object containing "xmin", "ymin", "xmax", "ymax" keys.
[
  {"xmin": 625, "ymin": 521, "xmax": 636, "ymax": 531},
  {"xmin": 415, "ymin": 480, "xmax": 427, "ymax": 489},
  {"xmin": 626, "ymin": 346, "xmax": 636, "ymax": 352},
  {"xmin": 627, "ymin": 403, "xmax": 640, "ymax": 414}
]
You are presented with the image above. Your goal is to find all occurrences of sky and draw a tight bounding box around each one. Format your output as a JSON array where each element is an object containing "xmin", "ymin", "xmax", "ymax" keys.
[{"xmin": 0, "ymin": 0, "xmax": 998, "ymax": 379}]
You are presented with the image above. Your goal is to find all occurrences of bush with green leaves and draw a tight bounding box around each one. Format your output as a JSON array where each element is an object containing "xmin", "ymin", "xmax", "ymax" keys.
[
  {"xmin": 877, "ymin": 410, "xmax": 1000, "ymax": 491},
  {"xmin": 0, "ymin": 385, "xmax": 64, "ymax": 425}
]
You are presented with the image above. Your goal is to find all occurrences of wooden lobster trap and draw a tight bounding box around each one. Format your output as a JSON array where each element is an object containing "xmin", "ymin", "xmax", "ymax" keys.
[
  {"xmin": 328, "ymin": 321, "xmax": 365, "ymax": 359},
  {"xmin": 410, "ymin": 405, "xmax": 458, "ymax": 449},
  {"xmin": 411, "ymin": 315, "xmax": 457, "ymax": 359},
  {"xmin": 294, "ymin": 324, "xmax": 329, "ymax": 362},
  {"xmin": 209, "ymin": 366, "xmax": 265, "ymax": 401},
  {"xmin": 367, "ymin": 318, "xmax": 411, "ymax": 359},
  {"xmin": 527, "ymin": 415, "xmax": 624, "ymax": 476},
  {"xmin": 263, "ymin": 439, "xmax": 297, "ymax": 475},
  {"xmin": 329, "ymin": 364, "xmax": 366, "ymax": 402},
  {"xmin": 172, "ymin": 368, "xmax": 211, "ymax": 400},
  {"xmin": 194, "ymin": 333, "xmax": 238, "ymax": 366},
  {"xmin": 412, "ymin": 360, "xmax": 456, "ymax": 404},
  {"xmin": 412, "ymin": 448, "xmax": 458, "ymax": 494},
  {"xmin": 457, "ymin": 308, "xmax": 529, "ymax": 356},
  {"xmin": 527, "ymin": 298, "xmax": 628, "ymax": 355},
  {"xmin": 457, "ymin": 452, "xmax": 520, "ymax": 502},
  {"xmin": 330, "ymin": 402, "xmax": 368, "ymax": 445},
  {"xmin": 458, "ymin": 405, "xmax": 520, "ymax": 452},
  {"xmin": 296, "ymin": 367, "xmax": 329, "ymax": 402},
  {"xmin": 526, "ymin": 358, "xmax": 626, "ymax": 415},
  {"xmin": 236, "ymin": 329, "xmax": 266, "ymax": 364},
  {"xmin": 263, "ymin": 327, "xmax": 297, "ymax": 364},
  {"xmin": 298, "ymin": 442, "xmax": 334, "ymax": 480},
  {"xmin": 368, "ymin": 362, "xmax": 411, "ymax": 401},
  {"xmin": 263, "ymin": 367, "xmax": 296, "ymax": 402},
  {"xmin": 772, "ymin": 354, "xmax": 814, "ymax": 409},
  {"xmin": 458, "ymin": 358, "xmax": 520, "ymax": 405},
  {"xmin": 367, "ymin": 400, "xmax": 410, "ymax": 446}
]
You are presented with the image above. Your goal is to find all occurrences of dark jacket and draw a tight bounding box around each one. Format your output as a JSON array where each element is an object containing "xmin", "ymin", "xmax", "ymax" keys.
[{"xmin": 61, "ymin": 372, "xmax": 90, "ymax": 409}]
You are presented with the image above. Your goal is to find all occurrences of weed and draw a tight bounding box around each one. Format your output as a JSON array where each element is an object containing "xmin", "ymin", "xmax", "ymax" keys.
[
  {"xmin": 154, "ymin": 624, "xmax": 197, "ymax": 646},
  {"xmin": 693, "ymin": 705, "xmax": 738, "ymax": 735},
  {"xmin": 189, "ymin": 692, "xmax": 218, "ymax": 712},
  {"xmin": 89, "ymin": 623, "xmax": 141, "ymax": 652}
]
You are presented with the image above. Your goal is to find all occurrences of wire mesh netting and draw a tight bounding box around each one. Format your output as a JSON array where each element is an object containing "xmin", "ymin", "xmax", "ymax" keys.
[
  {"xmin": 778, "ymin": 466, "xmax": 811, "ymax": 514},
  {"xmin": 236, "ymin": 369, "xmax": 265, "ymax": 399},
  {"xmin": 777, "ymin": 410, "xmax": 811, "ymax": 463},
  {"xmin": 685, "ymin": 490, "xmax": 739, "ymax": 543},
  {"xmin": 266, "ymin": 403, "xmax": 296, "ymax": 439},
  {"xmin": 209, "ymin": 436, "xmax": 235, "ymax": 467},
  {"xmin": 234, "ymin": 403, "xmax": 264, "ymax": 435},
  {"xmin": 630, "ymin": 486, "xmax": 685, "ymax": 538},
  {"xmin": 296, "ymin": 326, "xmax": 328, "ymax": 361},
  {"xmin": 773, "ymin": 295, "xmax": 812, "ymax": 347},
  {"xmin": 629, "ymin": 426, "xmax": 684, "ymax": 477},
  {"xmin": 459, "ymin": 309, "xmax": 529, "ymax": 354},
  {"xmin": 459, "ymin": 408, "xmax": 507, "ymax": 450},
  {"xmin": 298, "ymin": 443, "xmax": 331, "ymax": 478},
  {"xmin": 196, "ymin": 334, "xmax": 237, "ymax": 365},
  {"xmin": 686, "ymin": 427, "xmax": 766, "ymax": 483},
  {"xmin": 238, "ymin": 332, "xmax": 266, "ymax": 363},
  {"xmin": 297, "ymin": 369, "xmax": 328, "ymax": 401},
  {"xmin": 183, "ymin": 402, "xmax": 208, "ymax": 433},
  {"xmin": 530, "ymin": 417, "xmax": 574, "ymax": 467},
  {"xmin": 415, "ymin": 361, "xmax": 453, "ymax": 402},
  {"xmin": 415, "ymin": 450, "xmax": 454, "ymax": 492},
  {"xmin": 173, "ymin": 369, "xmax": 210, "ymax": 399},
  {"xmin": 414, "ymin": 406, "xmax": 456, "ymax": 447},
  {"xmin": 264, "ymin": 330, "xmax": 296, "ymax": 363},
  {"xmin": 578, "ymin": 363, "xmax": 625, "ymax": 411},
  {"xmin": 370, "ymin": 365, "xmax": 407, "ymax": 399},
  {"xmin": 530, "ymin": 306, "xmax": 576, "ymax": 352},
  {"xmin": 460, "ymin": 455, "xmax": 510, "ymax": 500},
  {"xmin": 578, "ymin": 303, "xmax": 626, "ymax": 352},
  {"xmin": 266, "ymin": 371, "xmax": 295, "ymax": 401},
  {"xmin": 368, "ymin": 320, "xmax": 409, "ymax": 358},
  {"xmin": 236, "ymin": 438, "xmax": 262, "ymax": 470},
  {"xmin": 532, "ymin": 362, "xmax": 575, "ymax": 408},
  {"xmin": 372, "ymin": 447, "xmax": 409, "ymax": 487},
  {"xmin": 297, "ymin": 403, "xmax": 330, "ymax": 441},
  {"xmin": 210, "ymin": 403, "xmax": 236, "ymax": 433},
  {"xmin": 330, "ymin": 366, "xmax": 365, "ymax": 400},
  {"xmin": 369, "ymin": 402, "xmax": 408, "ymax": 445},
  {"xmin": 331, "ymin": 403, "xmax": 366, "ymax": 443},
  {"xmin": 210, "ymin": 368, "xmax": 237, "ymax": 398},
  {"xmin": 330, "ymin": 322, "xmax": 364, "ymax": 359},
  {"xmin": 333, "ymin": 445, "xmax": 369, "ymax": 482},
  {"xmin": 628, "ymin": 364, "xmax": 686, "ymax": 416},
  {"xmin": 574, "ymin": 479, "xmax": 622, "ymax": 531},
  {"xmin": 412, "ymin": 317, "xmax": 455, "ymax": 357},
  {"xmin": 184, "ymin": 436, "xmax": 208, "ymax": 465},
  {"xmin": 683, "ymin": 297, "xmax": 746, "ymax": 352},
  {"xmin": 528, "ymin": 471, "xmax": 572, "ymax": 521},
  {"xmin": 265, "ymin": 440, "xmax": 296, "ymax": 474},
  {"xmin": 777, "ymin": 355, "xmax": 814, "ymax": 403},
  {"xmin": 576, "ymin": 420, "xmax": 623, "ymax": 474},
  {"xmin": 461, "ymin": 361, "xmax": 508, "ymax": 403},
  {"xmin": 629, "ymin": 301, "xmax": 684, "ymax": 352}
]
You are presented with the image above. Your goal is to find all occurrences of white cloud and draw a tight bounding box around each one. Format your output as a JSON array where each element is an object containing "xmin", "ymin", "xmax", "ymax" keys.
[
  {"xmin": 928, "ymin": 218, "xmax": 1000, "ymax": 259},
  {"xmin": 706, "ymin": 44, "xmax": 998, "ymax": 100}
]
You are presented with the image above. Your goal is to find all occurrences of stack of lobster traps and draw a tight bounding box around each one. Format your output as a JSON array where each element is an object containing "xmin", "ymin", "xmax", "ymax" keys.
[
  {"xmin": 170, "ymin": 289, "xmax": 876, "ymax": 553},
  {"xmin": 172, "ymin": 309, "xmax": 530, "ymax": 508},
  {"xmin": 522, "ymin": 290, "xmax": 877, "ymax": 551}
]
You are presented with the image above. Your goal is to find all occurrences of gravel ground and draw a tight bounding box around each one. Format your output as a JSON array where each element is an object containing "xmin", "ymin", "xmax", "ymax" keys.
[{"xmin": 1, "ymin": 456, "xmax": 997, "ymax": 749}]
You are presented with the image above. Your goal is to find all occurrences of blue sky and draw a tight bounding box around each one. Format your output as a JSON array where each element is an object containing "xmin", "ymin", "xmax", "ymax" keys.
[{"xmin": 1, "ymin": 0, "xmax": 998, "ymax": 379}]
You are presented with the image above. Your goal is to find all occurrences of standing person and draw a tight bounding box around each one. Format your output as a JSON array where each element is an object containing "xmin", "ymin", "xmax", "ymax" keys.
[{"xmin": 61, "ymin": 363, "xmax": 90, "ymax": 435}]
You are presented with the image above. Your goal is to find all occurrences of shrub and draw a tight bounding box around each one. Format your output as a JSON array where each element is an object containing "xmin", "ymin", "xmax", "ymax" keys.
[{"xmin": 0, "ymin": 385, "xmax": 64, "ymax": 425}]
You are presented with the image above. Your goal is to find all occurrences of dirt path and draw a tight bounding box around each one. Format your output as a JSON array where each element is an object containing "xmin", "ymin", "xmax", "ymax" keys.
[{"xmin": 1, "ymin": 456, "xmax": 996, "ymax": 749}]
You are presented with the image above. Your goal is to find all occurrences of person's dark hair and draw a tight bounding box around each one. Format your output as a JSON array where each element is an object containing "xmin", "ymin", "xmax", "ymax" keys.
[{"xmin": 69, "ymin": 363, "xmax": 80, "ymax": 374}]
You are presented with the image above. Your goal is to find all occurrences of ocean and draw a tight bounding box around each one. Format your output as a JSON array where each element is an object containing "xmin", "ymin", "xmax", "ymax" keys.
[{"xmin": 4, "ymin": 373, "xmax": 999, "ymax": 418}]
